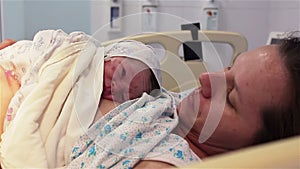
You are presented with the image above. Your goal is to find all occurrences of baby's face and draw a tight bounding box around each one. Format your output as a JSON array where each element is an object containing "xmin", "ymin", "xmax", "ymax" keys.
[{"xmin": 102, "ymin": 56, "xmax": 152, "ymax": 103}]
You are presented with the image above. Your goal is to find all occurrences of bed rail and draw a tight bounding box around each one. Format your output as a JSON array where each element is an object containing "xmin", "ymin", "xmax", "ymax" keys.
[{"xmin": 102, "ymin": 30, "xmax": 248, "ymax": 92}]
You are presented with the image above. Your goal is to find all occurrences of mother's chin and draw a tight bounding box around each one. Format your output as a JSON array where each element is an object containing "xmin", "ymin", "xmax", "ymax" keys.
[{"xmin": 175, "ymin": 88, "xmax": 202, "ymax": 136}]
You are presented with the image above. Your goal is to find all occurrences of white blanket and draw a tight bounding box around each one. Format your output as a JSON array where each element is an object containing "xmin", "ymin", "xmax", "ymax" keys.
[{"xmin": 0, "ymin": 30, "xmax": 105, "ymax": 168}]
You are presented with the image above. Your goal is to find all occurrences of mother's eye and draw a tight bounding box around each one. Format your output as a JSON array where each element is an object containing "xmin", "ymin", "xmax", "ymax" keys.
[
  {"xmin": 121, "ymin": 68, "xmax": 126, "ymax": 77},
  {"xmin": 227, "ymin": 88, "xmax": 235, "ymax": 108},
  {"xmin": 227, "ymin": 94, "xmax": 234, "ymax": 108}
]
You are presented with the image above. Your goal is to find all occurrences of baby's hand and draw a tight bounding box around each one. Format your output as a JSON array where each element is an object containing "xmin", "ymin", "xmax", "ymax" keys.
[{"xmin": 0, "ymin": 66, "xmax": 20, "ymax": 134}]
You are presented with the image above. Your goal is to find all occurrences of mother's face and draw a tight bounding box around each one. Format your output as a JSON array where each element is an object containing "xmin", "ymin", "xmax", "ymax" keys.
[{"xmin": 177, "ymin": 45, "xmax": 291, "ymax": 155}]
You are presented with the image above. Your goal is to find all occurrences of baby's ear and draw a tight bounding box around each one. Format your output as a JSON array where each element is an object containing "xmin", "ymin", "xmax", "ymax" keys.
[{"xmin": 150, "ymin": 89, "xmax": 161, "ymax": 98}]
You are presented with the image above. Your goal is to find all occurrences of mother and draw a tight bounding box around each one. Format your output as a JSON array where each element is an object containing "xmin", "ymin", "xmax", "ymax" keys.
[{"xmin": 136, "ymin": 32, "xmax": 300, "ymax": 168}]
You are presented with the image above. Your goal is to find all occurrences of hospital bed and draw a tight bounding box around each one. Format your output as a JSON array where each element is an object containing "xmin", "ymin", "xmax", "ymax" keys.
[
  {"xmin": 102, "ymin": 30, "xmax": 300, "ymax": 168},
  {"xmin": 102, "ymin": 30, "xmax": 247, "ymax": 92}
]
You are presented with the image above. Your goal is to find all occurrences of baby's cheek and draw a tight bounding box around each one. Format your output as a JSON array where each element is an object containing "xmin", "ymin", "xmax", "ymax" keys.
[{"xmin": 129, "ymin": 84, "xmax": 142, "ymax": 99}]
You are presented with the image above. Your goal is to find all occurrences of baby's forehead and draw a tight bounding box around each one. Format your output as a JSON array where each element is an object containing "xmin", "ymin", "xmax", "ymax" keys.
[{"xmin": 119, "ymin": 57, "xmax": 149, "ymax": 67}]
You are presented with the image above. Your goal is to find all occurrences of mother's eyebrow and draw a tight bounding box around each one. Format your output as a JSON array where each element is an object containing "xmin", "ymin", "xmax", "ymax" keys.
[{"xmin": 233, "ymin": 77, "xmax": 239, "ymax": 93}]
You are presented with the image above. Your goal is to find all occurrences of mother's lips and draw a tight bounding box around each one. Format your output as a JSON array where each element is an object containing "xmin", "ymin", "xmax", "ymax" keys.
[{"xmin": 181, "ymin": 87, "xmax": 201, "ymax": 115}]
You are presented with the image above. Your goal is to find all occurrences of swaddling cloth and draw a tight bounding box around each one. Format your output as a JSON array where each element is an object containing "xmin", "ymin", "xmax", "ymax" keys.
[{"xmin": 68, "ymin": 89, "xmax": 200, "ymax": 168}]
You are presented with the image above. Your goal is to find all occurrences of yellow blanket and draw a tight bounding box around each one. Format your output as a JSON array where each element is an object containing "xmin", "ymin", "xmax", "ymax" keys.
[{"xmin": 0, "ymin": 30, "xmax": 104, "ymax": 168}]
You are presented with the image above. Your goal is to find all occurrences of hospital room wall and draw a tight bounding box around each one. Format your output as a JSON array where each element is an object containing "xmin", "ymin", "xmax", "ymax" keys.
[
  {"xmin": 1, "ymin": 0, "xmax": 299, "ymax": 50},
  {"xmin": 139, "ymin": 0, "xmax": 299, "ymax": 50},
  {"xmin": 1, "ymin": 0, "xmax": 25, "ymax": 41},
  {"xmin": 90, "ymin": 0, "xmax": 299, "ymax": 66},
  {"xmin": 1, "ymin": 0, "xmax": 91, "ymax": 41},
  {"xmin": 219, "ymin": 0, "xmax": 300, "ymax": 50}
]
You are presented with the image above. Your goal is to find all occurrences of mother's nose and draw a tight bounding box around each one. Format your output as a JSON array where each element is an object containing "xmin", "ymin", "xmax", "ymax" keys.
[
  {"xmin": 199, "ymin": 72, "xmax": 211, "ymax": 98},
  {"xmin": 199, "ymin": 72, "xmax": 227, "ymax": 98}
]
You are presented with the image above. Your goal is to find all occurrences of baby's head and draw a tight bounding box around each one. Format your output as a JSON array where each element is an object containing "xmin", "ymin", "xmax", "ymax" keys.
[{"xmin": 102, "ymin": 40, "xmax": 161, "ymax": 103}]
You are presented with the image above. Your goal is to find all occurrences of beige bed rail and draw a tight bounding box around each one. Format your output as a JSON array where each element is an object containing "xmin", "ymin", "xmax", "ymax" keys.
[
  {"xmin": 102, "ymin": 30, "xmax": 248, "ymax": 92},
  {"xmin": 180, "ymin": 136, "xmax": 300, "ymax": 168}
]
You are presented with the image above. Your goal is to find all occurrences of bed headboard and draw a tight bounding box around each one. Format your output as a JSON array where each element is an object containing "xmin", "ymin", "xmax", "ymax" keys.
[{"xmin": 101, "ymin": 30, "xmax": 248, "ymax": 92}]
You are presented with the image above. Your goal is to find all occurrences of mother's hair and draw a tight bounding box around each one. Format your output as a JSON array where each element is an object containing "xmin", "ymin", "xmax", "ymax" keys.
[{"xmin": 254, "ymin": 31, "xmax": 300, "ymax": 144}]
